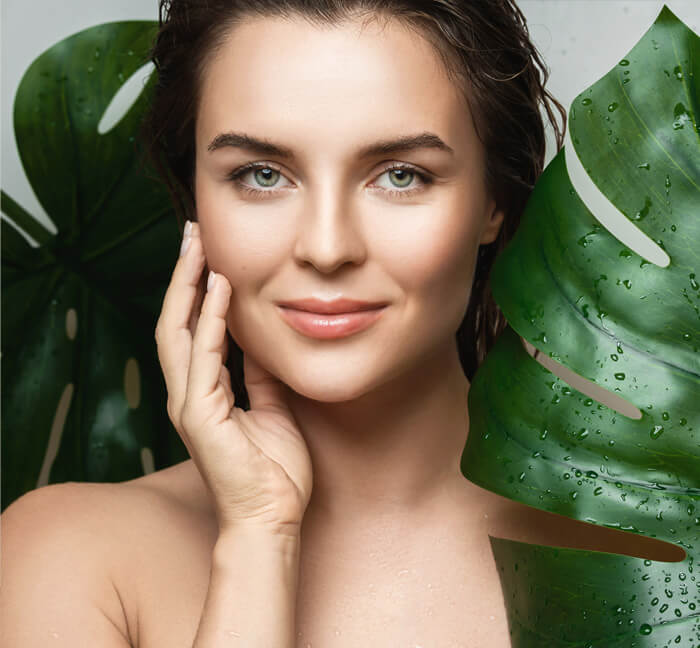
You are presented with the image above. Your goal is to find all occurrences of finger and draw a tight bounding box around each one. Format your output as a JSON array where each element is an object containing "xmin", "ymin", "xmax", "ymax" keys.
[
  {"xmin": 186, "ymin": 270, "xmax": 235, "ymax": 423},
  {"xmin": 156, "ymin": 223, "xmax": 206, "ymax": 421},
  {"xmin": 188, "ymin": 264, "xmax": 208, "ymax": 337},
  {"xmin": 243, "ymin": 352, "xmax": 294, "ymax": 419},
  {"xmin": 220, "ymin": 364, "xmax": 234, "ymax": 412}
]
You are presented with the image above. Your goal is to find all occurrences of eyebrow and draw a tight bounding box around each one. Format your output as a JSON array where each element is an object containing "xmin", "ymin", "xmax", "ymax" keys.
[{"xmin": 206, "ymin": 131, "xmax": 455, "ymax": 158}]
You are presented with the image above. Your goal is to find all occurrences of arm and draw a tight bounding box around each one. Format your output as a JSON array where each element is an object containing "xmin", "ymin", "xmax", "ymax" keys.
[
  {"xmin": 192, "ymin": 528, "xmax": 301, "ymax": 648},
  {"xmin": 0, "ymin": 484, "xmax": 133, "ymax": 647}
]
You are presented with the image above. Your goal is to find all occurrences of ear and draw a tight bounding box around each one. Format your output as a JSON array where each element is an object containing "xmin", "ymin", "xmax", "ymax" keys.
[{"xmin": 479, "ymin": 200, "xmax": 505, "ymax": 246}]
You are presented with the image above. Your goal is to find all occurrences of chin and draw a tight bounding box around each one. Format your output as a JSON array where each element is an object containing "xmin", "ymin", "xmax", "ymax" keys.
[
  {"xmin": 285, "ymin": 376, "xmax": 375, "ymax": 404},
  {"xmin": 273, "ymin": 361, "xmax": 384, "ymax": 404}
]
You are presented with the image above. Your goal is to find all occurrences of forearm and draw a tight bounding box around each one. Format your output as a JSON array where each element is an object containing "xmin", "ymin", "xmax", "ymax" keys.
[{"xmin": 192, "ymin": 529, "xmax": 301, "ymax": 648}]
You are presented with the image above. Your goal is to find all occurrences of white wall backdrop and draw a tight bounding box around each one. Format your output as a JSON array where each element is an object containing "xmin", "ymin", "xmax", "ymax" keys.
[{"xmin": 2, "ymin": 0, "xmax": 698, "ymax": 240}]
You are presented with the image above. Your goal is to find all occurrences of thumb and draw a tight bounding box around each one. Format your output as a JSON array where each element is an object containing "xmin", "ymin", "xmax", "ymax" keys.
[{"xmin": 243, "ymin": 352, "xmax": 295, "ymax": 418}]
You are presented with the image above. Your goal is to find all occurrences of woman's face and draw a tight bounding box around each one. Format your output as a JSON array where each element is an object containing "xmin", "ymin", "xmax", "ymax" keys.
[{"xmin": 194, "ymin": 15, "xmax": 504, "ymax": 402}]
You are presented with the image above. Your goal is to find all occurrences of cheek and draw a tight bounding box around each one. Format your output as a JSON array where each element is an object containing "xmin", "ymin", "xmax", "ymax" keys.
[
  {"xmin": 387, "ymin": 204, "xmax": 483, "ymax": 308},
  {"xmin": 197, "ymin": 182, "xmax": 289, "ymax": 286}
]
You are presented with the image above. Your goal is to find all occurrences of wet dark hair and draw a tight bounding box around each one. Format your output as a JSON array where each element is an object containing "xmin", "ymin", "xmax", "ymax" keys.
[{"xmin": 139, "ymin": 0, "xmax": 566, "ymax": 409}]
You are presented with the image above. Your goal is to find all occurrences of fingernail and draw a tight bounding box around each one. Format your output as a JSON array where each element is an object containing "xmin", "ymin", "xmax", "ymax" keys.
[
  {"xmin": 207, "ymin": 270, "xmax": 216, "ymax": 292},
  {"xmin": 179, "ymin": 235, "xmax": 191, "ymax": 257},
  {"xmin": 179, "ymin": 221, "xmax": 193, "ymax": 257}
]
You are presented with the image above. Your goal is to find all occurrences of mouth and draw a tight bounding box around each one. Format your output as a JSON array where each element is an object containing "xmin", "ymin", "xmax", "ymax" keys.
[{"xmin": 277, "ymin": 305, "xmax": 387, "ymax": 339}]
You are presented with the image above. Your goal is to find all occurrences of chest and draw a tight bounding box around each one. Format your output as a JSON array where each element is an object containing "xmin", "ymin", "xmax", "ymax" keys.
[{"xmin": 129, "ymin": 516, "xmax": 512, "ymax": 648}]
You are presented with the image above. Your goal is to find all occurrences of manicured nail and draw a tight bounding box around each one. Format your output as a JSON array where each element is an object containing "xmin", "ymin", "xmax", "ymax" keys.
[
  {"xmin": 179, "ymin": 235, "xmax": 191, "ymax": 257},
  {"xmin": 179, "ymin": 220, "xmax": 193, "ymax": 257},
  {"xmin": 207, "ymin": 270, "xmax": 216, "ymax": 292}
]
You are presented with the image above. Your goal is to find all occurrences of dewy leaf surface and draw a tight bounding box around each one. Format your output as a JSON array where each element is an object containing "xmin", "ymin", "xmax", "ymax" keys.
[
  {"xmin": 1, "ymin": 22, "xmax": 184, "ymax": 508},
  {"xmin": 463, "ymin": 7, "xmax": 699, "ymax": 646}
]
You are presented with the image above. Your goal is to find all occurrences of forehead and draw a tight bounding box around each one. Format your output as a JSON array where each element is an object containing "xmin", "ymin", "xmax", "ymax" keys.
[{"xmin": 195, "ymin": 15, "xmax": 475, "ymax": 162}]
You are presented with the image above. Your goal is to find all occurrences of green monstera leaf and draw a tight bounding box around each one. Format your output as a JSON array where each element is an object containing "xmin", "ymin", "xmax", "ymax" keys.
[
  {"xmin": 463, "ymin": 6, "xmax": 699, "ymax": 646},
  {"xmin": 1, "ymin": 21, "xmax": 187, "ymax": 510}
]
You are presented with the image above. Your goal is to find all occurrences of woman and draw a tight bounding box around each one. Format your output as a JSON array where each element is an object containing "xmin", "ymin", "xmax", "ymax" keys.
[{"xmin": 1, "ymin": 1, "xmax": 682, "ymax": 646}]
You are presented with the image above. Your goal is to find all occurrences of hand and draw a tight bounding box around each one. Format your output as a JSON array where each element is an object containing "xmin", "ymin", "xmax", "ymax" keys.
[{"xmin": 154, "ymin": 221, "xmax": 313, "ymax": 537}]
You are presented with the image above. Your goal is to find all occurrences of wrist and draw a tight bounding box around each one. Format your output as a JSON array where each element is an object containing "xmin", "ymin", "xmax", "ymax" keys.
[{"xmin": 214, "ymin": 524, "xmax": 301, "ymax": 559}]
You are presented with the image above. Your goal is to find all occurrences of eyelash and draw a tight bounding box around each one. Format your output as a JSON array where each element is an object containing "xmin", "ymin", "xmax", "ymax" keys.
[{"xmin": 226, "ymin": 161, "xmax": 434, "ymax": 200}]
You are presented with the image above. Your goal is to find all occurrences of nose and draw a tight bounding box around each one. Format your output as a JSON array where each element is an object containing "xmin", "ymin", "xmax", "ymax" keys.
[{"xmin": 292, "ymin": 186, "xmax": 367, "ymax": 274}]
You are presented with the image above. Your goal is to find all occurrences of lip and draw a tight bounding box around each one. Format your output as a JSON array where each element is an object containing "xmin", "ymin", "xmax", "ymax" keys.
[
  {"xmin": 277, "ymin": 304, "xmax": 387, "ymax": 339},
  {"xmin": 276, "ymin": 298, "xmax": 388, "ymax": 314}
]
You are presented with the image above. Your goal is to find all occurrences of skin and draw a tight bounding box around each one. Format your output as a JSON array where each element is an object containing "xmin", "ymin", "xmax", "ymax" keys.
[{"xmin": 193, "ymin": 14, "xmax": 504, "ymax": 538}]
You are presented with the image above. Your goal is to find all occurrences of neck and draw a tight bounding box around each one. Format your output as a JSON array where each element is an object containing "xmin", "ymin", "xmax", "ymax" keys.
[{"xmin": 285, "ymin": 339, "xmax": 471, "ymax": 530}]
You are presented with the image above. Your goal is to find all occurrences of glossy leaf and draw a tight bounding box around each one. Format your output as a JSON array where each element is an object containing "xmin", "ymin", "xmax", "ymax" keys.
[
  {"xmin": 463, "ymin": 6, "xmax": 699, "ymax": 646},
  {"xmin": 1, "ymin": 21, "xmax": 187, "ymax": 509}
]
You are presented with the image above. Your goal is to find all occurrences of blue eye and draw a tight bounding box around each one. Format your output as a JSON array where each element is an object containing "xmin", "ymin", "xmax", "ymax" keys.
[{"xmin": 226, "ymin": 162, "xmax": 434, "ymax": 199}]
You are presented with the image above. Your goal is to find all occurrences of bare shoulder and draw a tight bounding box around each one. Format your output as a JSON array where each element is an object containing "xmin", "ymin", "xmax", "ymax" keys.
[
  {"xmin": 1, "ymin": 480, "xmax": 136, "ymax": 646},
  {"xmin": 0, "ymin": 461, "xmax": 216, "ymax": 648}
]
